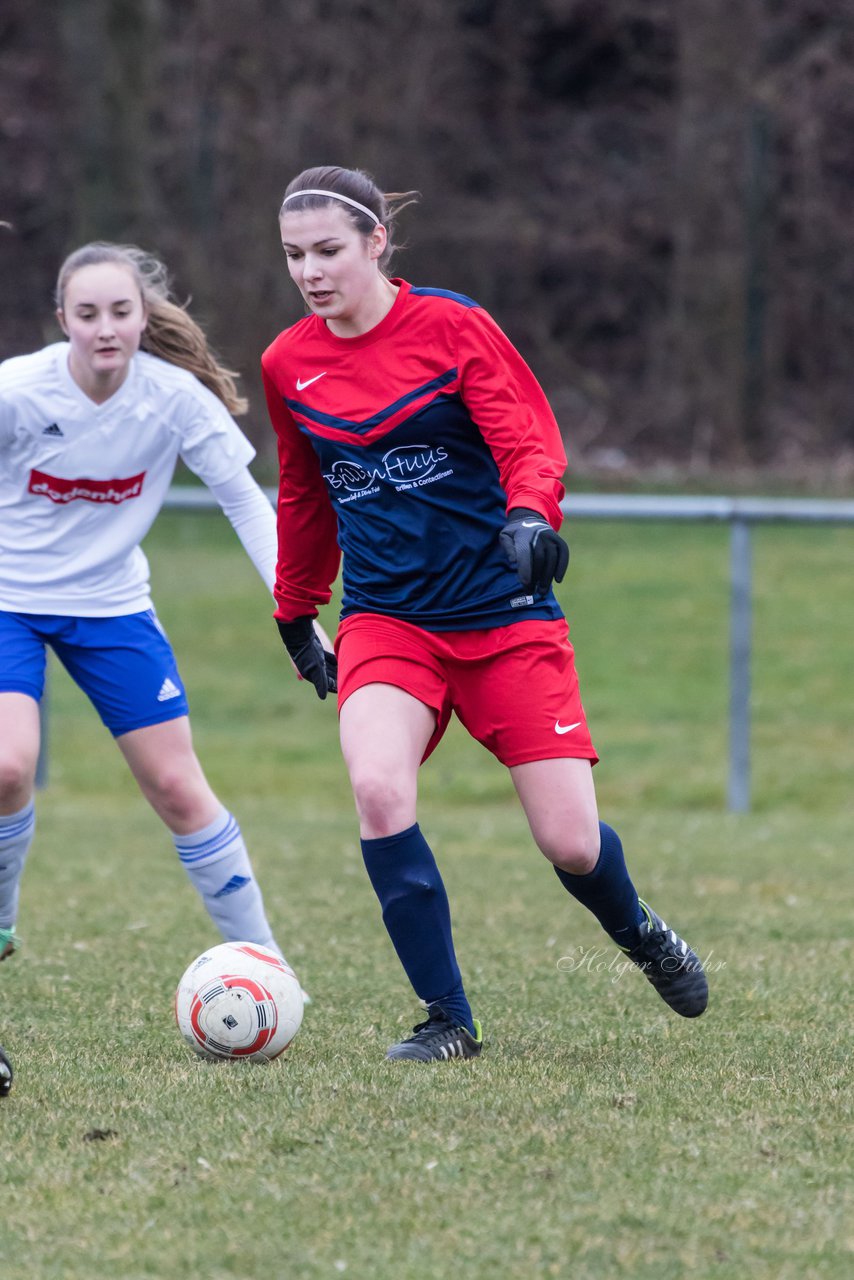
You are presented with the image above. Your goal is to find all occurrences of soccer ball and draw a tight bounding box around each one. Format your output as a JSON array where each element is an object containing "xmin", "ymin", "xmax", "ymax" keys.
[{"xmin": 175, "ymin": 942, "xmax": 304, "ymax": 1062}]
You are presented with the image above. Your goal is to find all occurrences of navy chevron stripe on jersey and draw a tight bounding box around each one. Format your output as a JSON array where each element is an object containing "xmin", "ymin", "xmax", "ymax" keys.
[
  {"xmin": 285, "ymin": 368, "xmax": 458, "ymax": 436},
  {"xmin": 263, "ymin": 278, "xmax": 568, "ymax": 630},
  {"xmin": 409, "ymin": 286, "xmax": 479, "ymax": 307}
]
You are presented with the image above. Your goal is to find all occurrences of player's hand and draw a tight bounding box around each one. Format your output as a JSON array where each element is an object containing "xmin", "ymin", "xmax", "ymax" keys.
[
  {"xmin": 499, "ymin": 507, "xmax": 569, "ymax": 594},
  {"xmin": 276, "ymin": 617, "xmax": 338, "ymax": 700}
]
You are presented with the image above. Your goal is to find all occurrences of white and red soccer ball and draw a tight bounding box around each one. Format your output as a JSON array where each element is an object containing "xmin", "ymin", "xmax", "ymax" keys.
[{"xmin": 175, "ymin": 942, "xmax": 303, "ymax": 1062}]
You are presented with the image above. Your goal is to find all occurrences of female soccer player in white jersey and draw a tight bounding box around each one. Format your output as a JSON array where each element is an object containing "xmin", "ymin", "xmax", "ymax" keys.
[
  {"xmin": 263, "ymin": 166, "xmax": 709, "ymax": 1061},
  {"xmin": 0, "ymin": 242, "xmax": 331, "ymax": 979}
]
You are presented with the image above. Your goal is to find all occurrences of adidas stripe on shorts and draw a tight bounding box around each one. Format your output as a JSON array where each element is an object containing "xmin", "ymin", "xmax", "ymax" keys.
[{"xmin": 0, "ymin": 608, "xmax": 189, "ymax": 736}]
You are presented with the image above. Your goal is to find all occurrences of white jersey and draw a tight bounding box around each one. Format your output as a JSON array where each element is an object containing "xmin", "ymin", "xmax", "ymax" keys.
[{"xmin": 0, "ymin": 343, "xmax": 257, "ymax": 616}]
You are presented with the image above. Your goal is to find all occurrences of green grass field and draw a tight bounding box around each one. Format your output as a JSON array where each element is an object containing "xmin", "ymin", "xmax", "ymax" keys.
[{"xmin": 2, "ymin": 512, "xmax": 852, "ymax": 1279}]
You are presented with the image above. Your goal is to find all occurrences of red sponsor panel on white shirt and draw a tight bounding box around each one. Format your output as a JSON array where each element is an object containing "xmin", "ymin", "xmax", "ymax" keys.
[
  {"xmin": 28, "ymin": 469, "xmax": 146, "ymax": 505},
  {"xmin": 0, "ymin": 344, "xmax": 255, "ymax": 616}
]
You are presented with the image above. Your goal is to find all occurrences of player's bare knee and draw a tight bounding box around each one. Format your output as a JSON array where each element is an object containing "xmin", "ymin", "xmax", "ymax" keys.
[
  {"xmin": 142, "ymin": 766, "xmax": 205, "ymax": 829},
  {"xmin": 540, "ymin": 827, "xmax": 600, "ymax": 875},
  {"xmin": 0, "ymin": 753, "xmax": 36, "ymax": 809},
  {"xmin": 350, "ymin": 769, "xmax": 415, "ymax": 836}
]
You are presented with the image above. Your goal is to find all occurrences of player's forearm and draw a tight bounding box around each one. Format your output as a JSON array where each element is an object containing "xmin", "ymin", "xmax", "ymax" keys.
[
  {"xmin": 272, "ymin": 422, "xmax": 341, "ymax": 623},
  {"xmin": 457, "ymin": 311, "xmax": 567, "ymax": 528},
  {"xmin": 272, "ymin": 525, "xmax": 340, "ymax": 623},
  {"xmin": 207, "ymin": 469, "xmax": 278, "ymax": 592}
]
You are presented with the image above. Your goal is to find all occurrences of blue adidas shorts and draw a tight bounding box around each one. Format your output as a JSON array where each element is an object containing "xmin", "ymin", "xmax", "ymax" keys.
[{"xmin": 0, "ymin": 609, "xmax": 189, "ymax": 737}]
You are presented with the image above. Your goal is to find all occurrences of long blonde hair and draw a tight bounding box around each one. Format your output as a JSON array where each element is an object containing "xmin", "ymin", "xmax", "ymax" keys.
[{"xmin": 55, "ymin": 243, "xmax": 248, "ymax": 414}]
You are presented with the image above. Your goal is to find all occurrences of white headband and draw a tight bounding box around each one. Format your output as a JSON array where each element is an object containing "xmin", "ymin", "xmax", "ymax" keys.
[{"xmin": 281, "ymin": 188, "xmax": 381, "ymax": 225}]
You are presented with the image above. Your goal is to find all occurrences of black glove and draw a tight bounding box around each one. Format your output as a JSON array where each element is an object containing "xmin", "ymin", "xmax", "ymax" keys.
[
  {"xmin": 276, "ymin": 617, "xmax": 338, "ymax": 700},
  {"xmin": 499, "ymin": 507, "xmax": 569, "ymax": 594}
]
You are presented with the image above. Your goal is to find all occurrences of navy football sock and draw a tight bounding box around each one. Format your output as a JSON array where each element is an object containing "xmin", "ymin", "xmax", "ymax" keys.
[
  {"xmin": 554, "ymin": 822, "xmax": 645, "ymax": 946},
  {"xmin": 361, "ymin": 823, "xmax": 475, "ymax": 1035}
]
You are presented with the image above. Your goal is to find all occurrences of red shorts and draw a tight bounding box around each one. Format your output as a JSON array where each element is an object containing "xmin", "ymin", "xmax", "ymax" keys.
[{"xmin": 335, "ymin": 614, "xmax": 598, "ymax": 768}]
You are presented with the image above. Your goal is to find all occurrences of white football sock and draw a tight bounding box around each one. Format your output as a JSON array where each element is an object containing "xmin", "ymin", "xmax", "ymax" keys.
[
  {"xmin": 172, "ymin": 807, "xmax": 283, "ymax": 957},
  {"xmin": 0, "ymin": 801, "xmax": 36, "ymax": 929}
]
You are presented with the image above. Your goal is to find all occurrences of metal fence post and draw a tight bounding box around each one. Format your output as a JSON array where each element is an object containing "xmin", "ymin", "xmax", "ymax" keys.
[{"xmin": 727, "ymin": 518, "xmax": 752, "ymax": 812}]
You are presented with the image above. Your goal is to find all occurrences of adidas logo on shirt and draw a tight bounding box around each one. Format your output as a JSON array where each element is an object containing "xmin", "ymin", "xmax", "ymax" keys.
[
  {"xmin": 42, "ymin": 423, "xmax": 64, "ymax": 437},
  {"xmin": 157, "ymin": 677, "xmax": 181, "ymax": 702}
]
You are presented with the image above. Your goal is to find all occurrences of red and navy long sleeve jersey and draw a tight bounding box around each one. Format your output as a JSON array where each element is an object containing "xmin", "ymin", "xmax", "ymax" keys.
[{"xmin": 261, "ymin": 280, "xmax": 568, "ymax": 631}]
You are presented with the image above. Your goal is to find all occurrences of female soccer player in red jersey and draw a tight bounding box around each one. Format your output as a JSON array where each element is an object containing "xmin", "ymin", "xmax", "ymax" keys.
[
  {"xmin": 0, "ymin": 242, "xmax": 327, "ymax": 986},
  {"xmin": 263, "ymin": 166, "xmax": 708, "ymax": 1060}
]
